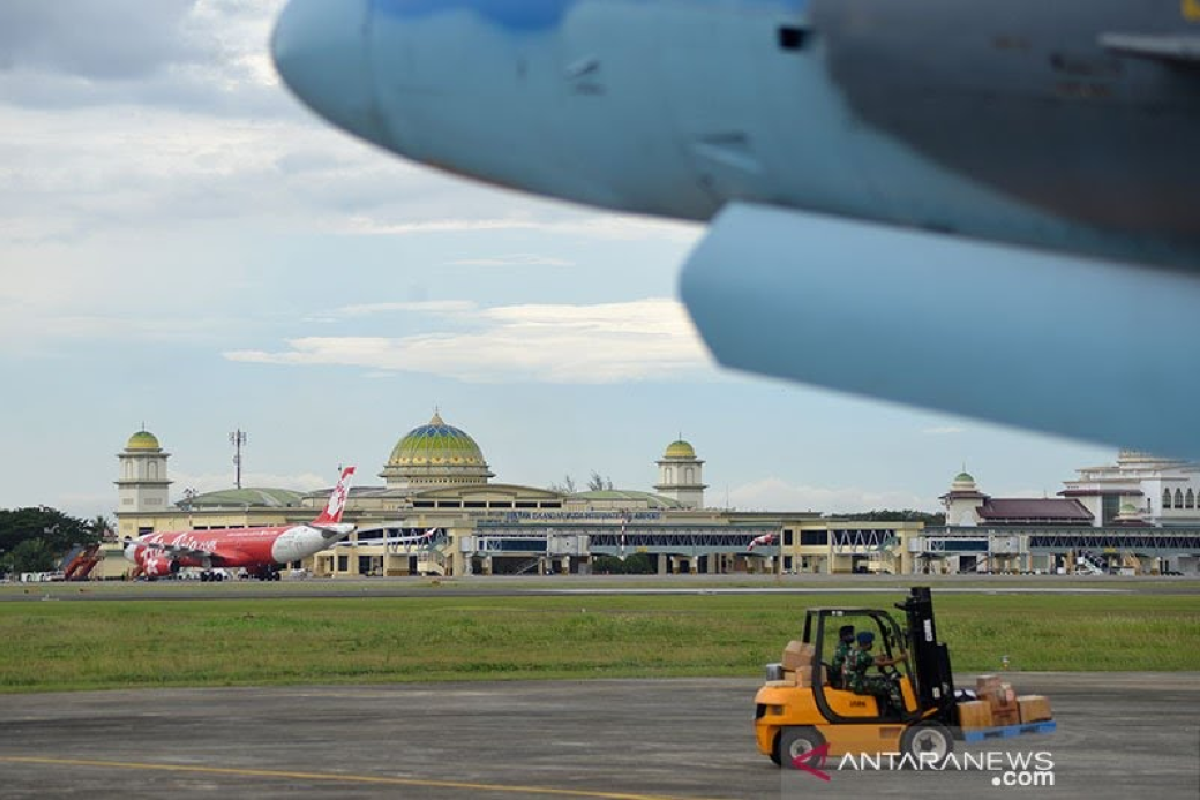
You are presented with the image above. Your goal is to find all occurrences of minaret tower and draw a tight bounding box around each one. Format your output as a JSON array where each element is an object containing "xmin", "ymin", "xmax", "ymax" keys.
[
  {"xmin": 116, "ymin": 428, "xmax": 172, "ymax": 513},
  {"xmin": 654, "ymin": 438, "xmax": 707, "ymax": 509},
  {"xmin": 939, "ymin": 469, "xmax": 986, "ymax": 527}
]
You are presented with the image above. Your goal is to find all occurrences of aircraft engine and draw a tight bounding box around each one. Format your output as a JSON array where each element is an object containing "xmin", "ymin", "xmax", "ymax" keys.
[
  {"xmin": 680, "ymin": 202, "xmax": 1200, "ymax": 457},
  {"xmin": 141, "ymin": 557, "xmax": 179, "ymax": 578},
  {"xmin": 126, "ymin": 545, "xmax": 179, "ymax": 578}
]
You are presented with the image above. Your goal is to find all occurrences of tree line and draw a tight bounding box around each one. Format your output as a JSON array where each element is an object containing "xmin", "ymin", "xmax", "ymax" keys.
[{"xmin": 0, "ymin": 507, "xmax": 109, "ymax": 575}]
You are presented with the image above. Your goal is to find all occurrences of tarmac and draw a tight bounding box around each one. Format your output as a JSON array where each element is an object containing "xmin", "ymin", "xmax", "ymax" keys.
[
  {"xmin": 0, "ymin": 673, "xmax": 1196, "ymax": 799},
  {"xmin": 2, "ymin": 573, "xmax": 1198, "ymax": 602}
]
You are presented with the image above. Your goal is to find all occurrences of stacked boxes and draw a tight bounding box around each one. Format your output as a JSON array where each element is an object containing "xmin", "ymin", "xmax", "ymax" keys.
[
  {"xmin": 1018, "ymin": 695, "xmax": 1053, "ymax": 723},
  {"xmin": 964, "ymin": 677, "xmax": 1051, "ymax": 728},
  {"xmin": 780, "ymin": 640, "xmax": 816, "ymax": 687},
  {"xmin": 957, "ymin": 700, "xmax": 993, "ymax": 729},
  {"xmin": 976, "ymin": 674, "xmax": 1021, "ymax": 727}
]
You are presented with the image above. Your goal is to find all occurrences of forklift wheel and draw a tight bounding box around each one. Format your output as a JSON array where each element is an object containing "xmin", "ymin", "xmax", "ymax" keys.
[
  {"xmin": 779, "ymin": 726, "xmax": 826, "ymax": 770},
  {"xmin": 900, "ymin": 721, "xmax": 953, "ymax": 766}
]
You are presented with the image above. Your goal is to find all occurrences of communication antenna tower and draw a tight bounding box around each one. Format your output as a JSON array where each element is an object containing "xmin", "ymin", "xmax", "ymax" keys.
[{"xmin": 229, "ymin": 429, "xmax": 248, "ymax": 489}]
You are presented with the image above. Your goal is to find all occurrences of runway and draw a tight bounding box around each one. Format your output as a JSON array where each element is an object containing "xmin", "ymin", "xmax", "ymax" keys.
[
  {"xmin": 2, "ymin": 573, "xmax": 1198, "ymax": 602},
  {"xmin": 0, "ymin": 674, "xmax": 1196, "ymax": 799}
]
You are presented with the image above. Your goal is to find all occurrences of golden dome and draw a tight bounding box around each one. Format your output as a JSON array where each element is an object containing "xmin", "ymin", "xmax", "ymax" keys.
[
  {"xmin": 387, "ymin": 413, "xmax": 487, "ymax": 467},
  {"xmin": 125, "ymin": 430, "xmax": 161, "ymax": 451},
  {"xmin": 663, "ymin": 439, "xmax": 697, "ymax": 459}
]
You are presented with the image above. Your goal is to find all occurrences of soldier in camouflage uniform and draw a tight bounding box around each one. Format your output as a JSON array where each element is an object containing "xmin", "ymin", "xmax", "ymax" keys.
[
  {"xmin": 829, "ymin": 624, "xmax": 856, "ymax": 689},
  {"xmin": 848, "ymin": 631, "xmax": 904, "ymax": 715}
]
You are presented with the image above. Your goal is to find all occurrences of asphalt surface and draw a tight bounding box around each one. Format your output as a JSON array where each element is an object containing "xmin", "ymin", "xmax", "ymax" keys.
[
  {"xmin": 0, "ymin": 674, "xmax": 1196, "ymax": 799},
  {"xmin": 3, "ymin": 573, "xmax": 1198, "ymax": 602}
]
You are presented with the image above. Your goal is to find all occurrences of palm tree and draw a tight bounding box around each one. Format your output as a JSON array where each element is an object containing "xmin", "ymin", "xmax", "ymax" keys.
[{"xmin": 90, "ymin": 515, "xmax": 113, "ymax": 542}]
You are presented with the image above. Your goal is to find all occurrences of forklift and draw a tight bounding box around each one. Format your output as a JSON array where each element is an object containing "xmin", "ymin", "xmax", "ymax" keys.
[{"xmin": 754, "ymin": 587, "xmax": 1053, "ymax": 768}]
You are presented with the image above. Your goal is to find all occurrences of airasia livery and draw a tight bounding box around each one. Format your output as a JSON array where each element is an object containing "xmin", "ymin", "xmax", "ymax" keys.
[{"xmin": 124, "ymin": 466, "xmax": 356, "ymax": 581}]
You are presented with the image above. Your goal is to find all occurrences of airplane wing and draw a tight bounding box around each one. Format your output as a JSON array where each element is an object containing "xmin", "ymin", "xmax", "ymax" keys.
[
  {"xmin": 335, "ymin": 531, "xmax": 438, "ymax": 547},
  {"xmin": 1100, "ymin": 34, "xmax": 1200, "ymax": 66}
]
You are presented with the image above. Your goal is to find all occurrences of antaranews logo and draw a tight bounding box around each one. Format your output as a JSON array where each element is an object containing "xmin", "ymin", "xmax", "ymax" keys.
[
  {"xmin": 789, "ymin": 749, "xmax": 1055, "ymax": 788},
  {"xmin": 792, "ymin": 743, "xmax": 833, "ymax": 782}
]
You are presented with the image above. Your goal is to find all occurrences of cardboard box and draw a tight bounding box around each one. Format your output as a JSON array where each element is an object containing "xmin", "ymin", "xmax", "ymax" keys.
[
  {"xmin": 976, "ymin": 674, "xmax": 1002, "ymax": 695},
  {"xmin": 1018, "ymin": 695, "xmax": 1052, "ymax": 723},
  {"xmin": 992, "ymin": 706, "xmax": 1021, "ymax": 727},
  {"xmin": 976, "ymin": 675, "xmax": 1016, "ymax": 709},
  {"xmin": 783, "ymin": 667, "xmax": 813, "ymax": 687},
  {"xmin": 957, "ymin": 700, "xmax": 992, "ymax": 730},
  {"xmin": 782, "ymin": 640, "xmax": 816, "ymax": 670}
]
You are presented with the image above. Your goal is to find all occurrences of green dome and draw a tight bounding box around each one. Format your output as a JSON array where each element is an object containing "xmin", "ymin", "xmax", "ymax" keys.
[
  {"xmin": 387, "ymin": 412, "xmax": 486, "ymax": 467},
  {"xmin": 1120, "ymin": 503, "xmax": 1138, "ymax": 513},
  {"xmin": 664, "ymin": 439, "xmax": 696, "ymax": 459},
  {"xmin": 126, "ymin": 430, "xmax": 161, "ymax": 451},
  {"xmin": 181, "ymin": 488, "xmax": 303, "ymax": 509},
  {"xmin": 954, "ymin": 471, "xmax": 975, "ymax": 483}
]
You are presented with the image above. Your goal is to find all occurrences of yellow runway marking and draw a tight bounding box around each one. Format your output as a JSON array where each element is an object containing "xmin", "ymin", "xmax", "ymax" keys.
[{"xmin": 0, "ymin": 756, "xmax": 714, "ymax": 800}]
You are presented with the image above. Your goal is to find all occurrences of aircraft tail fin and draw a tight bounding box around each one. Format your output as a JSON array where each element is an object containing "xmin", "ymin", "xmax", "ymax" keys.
[{"xmin": 311, "ymin": 466, "xmax": 355, "ymax": 527}]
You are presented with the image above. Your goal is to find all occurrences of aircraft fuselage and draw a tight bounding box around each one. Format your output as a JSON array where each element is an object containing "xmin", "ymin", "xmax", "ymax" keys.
[{"xmin": 274, "ymin": 0, "xmax": 1200, "ymax": 268}]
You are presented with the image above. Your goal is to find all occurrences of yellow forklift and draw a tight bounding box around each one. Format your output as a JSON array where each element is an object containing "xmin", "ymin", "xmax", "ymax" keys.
[{"xmin": 754, "ymin": 587, "xmax": 1053, "ymax": 768}]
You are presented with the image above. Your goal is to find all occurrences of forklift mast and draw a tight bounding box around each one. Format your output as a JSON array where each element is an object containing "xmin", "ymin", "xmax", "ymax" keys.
[{"xmin": 897, "ymin": 587, "xmax": 956, "ymax": 718}]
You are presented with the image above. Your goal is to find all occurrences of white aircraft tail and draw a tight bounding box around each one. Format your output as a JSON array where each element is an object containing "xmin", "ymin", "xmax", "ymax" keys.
[{"xmin": 312, "ymin": 466, "xmax": 355, "ymax": 527}]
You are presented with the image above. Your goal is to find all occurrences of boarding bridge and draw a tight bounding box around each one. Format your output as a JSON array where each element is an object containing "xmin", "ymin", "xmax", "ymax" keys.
[
  {"xmin": 913, "ymin": 527, "xmax": 1200, "ymax": 574},
  {"xmin": 468, "ymin": 523, "xmax": 781, "ymax": 574},
  {"xmin": 468, "ymin": 523, "xmax": 776, "ymax": 556},
  {"xmin": 460, "ymin": 533, "xmax": 589, "ymax": 556}
]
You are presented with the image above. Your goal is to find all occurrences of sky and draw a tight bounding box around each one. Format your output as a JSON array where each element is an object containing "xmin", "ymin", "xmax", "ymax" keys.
[{"xmin": 0, "ymin": 0, "xmax": 1116, "ymax": 522}]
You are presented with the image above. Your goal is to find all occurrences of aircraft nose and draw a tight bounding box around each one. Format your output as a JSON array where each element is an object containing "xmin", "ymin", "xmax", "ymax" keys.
[{"xmin": 271, "ymin": 0, "xmax": 389, "ymax": 147}]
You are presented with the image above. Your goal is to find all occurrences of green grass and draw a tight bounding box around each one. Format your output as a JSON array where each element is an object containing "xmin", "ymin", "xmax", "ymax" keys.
[
  {"xmin": 5, "ymin": 575, "xmax": 1198, "ymax": 598},
  {"xmin": 0, "ymin": 594, "xmax": 1197, "ymax": 693}
]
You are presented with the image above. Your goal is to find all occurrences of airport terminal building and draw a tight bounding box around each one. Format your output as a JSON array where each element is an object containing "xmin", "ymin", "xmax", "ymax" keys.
[{"xmin": 110, "ymin": 416, "xmax": 1200, "ymax": 578}]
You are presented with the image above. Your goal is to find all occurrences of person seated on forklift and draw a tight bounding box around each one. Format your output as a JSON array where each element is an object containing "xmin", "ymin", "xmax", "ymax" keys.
[
  {"xmin": 849, "ymin": 631, "xmax": 905, "ymax": 716},
  {"xmin": 829, "ymin": 624, "xmax": 856, "ymax": 689}
]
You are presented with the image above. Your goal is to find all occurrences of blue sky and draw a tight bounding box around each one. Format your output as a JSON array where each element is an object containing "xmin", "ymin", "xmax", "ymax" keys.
[{"xmin": 0, "ymin": 0, "xmax": 1113, "ymax": 521}]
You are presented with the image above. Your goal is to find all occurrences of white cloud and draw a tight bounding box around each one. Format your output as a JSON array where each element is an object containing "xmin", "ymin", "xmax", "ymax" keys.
[
  {"xmin": 991, "ymin": 486, "xmax": 1057, "ymax": 500},
  {"xmin": 50, "ymin": 469, "xmax": 329, "ymax": 521},
  {"xmin": 728, "ymin": 477, "xmax": 934, "ymax": 514},
  {"xmin": 225, "ymin": 298, "xmax": 713, "ymax": 383},
  {"xmin": 339, "ymin": 214, "xmax": 702, "ymax": 242},
  {"xmin": 334, "ymin": 300, "xmax": 478, "ymax": 317},
  {"xmin": 447, "ymin": 254, "xmax": 573, "ymax": 267},
  {"xmin": 0, "ymin": 307, "xmax": 236, "ymax": 357},
  {"xmin": 55, "ymin": 490, "xmax": 120, "ymax": 521},
  {"xmin": 0, "ymin": 0, "xmax": 286, "ymax": 109},
  {"xmin": 170, "ymin": 470, "xmax": 330, "ymax": 496},
  {"xmin": 922, "ymin": 426, "xmax": 966, "ymax": 435}
]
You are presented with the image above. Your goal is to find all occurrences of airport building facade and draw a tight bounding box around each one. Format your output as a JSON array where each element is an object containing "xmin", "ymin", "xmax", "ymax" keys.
[{"xmin": 110, "ymin": 417, "xmax": 1200, "ymax": 578}]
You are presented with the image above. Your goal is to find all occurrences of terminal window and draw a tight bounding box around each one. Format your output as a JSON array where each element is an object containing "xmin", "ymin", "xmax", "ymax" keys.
[{"xmin": 800, "ymin": 531, "xmax": 828, "ymax": 546}]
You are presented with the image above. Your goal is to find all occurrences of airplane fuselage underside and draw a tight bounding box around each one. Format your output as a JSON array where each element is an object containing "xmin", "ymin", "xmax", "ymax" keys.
[{"xmin": 283, "ymin": 0, "xmax": 1200, "ymax": 267}]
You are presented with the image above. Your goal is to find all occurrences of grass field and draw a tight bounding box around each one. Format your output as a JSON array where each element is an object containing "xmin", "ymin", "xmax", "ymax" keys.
[
  {"xmin": 1, "ymin": 593, "xmax": 1197, "ymax": 693},
  {"xmin": 4, "ymin": 575, "xmax": 1198, "ymax": 596}
]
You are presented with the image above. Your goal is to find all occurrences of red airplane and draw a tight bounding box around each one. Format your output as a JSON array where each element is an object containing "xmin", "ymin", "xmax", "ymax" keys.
[{"xmin": 123, "ymin": 466, "xmax": 355, "ymax": 581}]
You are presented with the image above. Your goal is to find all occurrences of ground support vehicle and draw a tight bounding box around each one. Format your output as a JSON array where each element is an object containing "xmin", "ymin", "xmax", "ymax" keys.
[{"xmin": 754, "ymin": 587, "xmax": 1056, "ymax": 768}]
